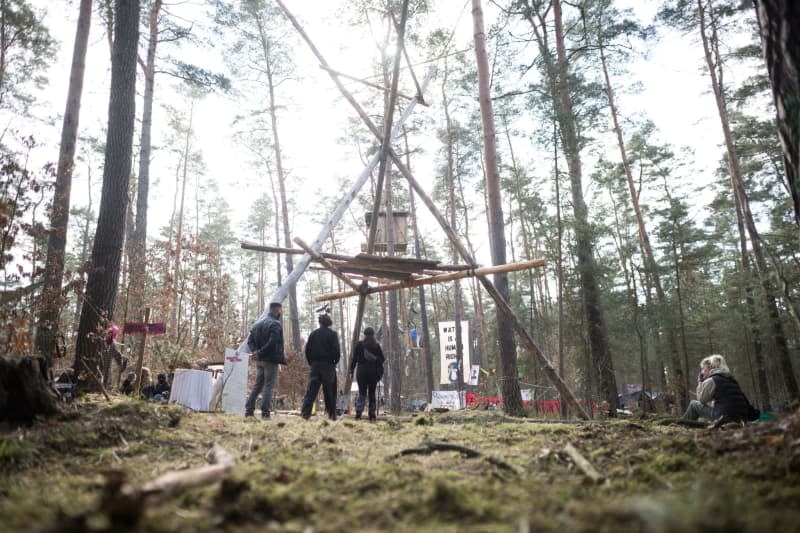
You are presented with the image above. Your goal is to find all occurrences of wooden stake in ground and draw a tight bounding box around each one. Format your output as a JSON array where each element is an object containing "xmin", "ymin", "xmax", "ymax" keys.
[{"xmin": 132, "ymin": 308, "xmax": 150, "ymax": 397}]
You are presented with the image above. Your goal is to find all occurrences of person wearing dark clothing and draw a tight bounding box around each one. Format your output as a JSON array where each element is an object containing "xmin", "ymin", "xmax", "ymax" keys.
[
  {"xmin": 301, "ymin": 314, "xmax": 341, "ymax": 420},
  {"xmin": 349, "ymin": 327, "xmax": 384, "ymax": 421},
  {"xmin": 121, "ymin": 372, "xmax": 135, "ymax": 395},
  {"xmin": 245, "ymin": 302, "xmax": 285, "ymax": 419},
  {"xmin": 683, "ymin": 354, "xmax": 759, "ymax": 422},
  {"xmin": 153, "ymin": 373, "xmax": 170, "ymax": 401}
]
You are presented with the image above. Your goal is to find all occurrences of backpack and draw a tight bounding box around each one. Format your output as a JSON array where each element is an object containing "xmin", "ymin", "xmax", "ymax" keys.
[{"xmin": 363, "ymin": 347, "xmax": 379, "ymax": 363}]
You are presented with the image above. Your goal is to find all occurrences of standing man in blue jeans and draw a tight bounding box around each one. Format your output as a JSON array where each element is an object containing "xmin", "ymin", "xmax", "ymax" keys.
[{"xmin": 245, "ymin": 302, "xmax": 286, "ymax": 419}]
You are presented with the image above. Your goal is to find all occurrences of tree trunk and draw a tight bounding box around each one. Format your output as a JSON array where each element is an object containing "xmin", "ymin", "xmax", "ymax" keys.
[
  {"xmin": 472, "ymin": 0, "xmax": 523, "ymax": 415},
  {"xmin": 0, "ymin": 355, "xmax": 62, "ymax": 424},
  {"xmin": 552, "ymin": 0, "xmax": 617, "ymax": 412},
  {"xmin": 753, "ymin": 0, "xmax": 800, "ymax": 228},
  {"xmin": 598, "ymin": 37, "xmax": 685, "ymax": 411},
  {"xmin": 733, "ymin": 179, "xmax": 772, "ymax": 410},
  {"xmin": 699, "ymin": 0, "xmax": 799, "ymax": 403},
  {"xmin": 442, "ymin": 62, "xmax": 466, "ymax": 404},
  {"xmin": 256, "ymin": 15, "xmax": 301, "ymax": 353},
  {"xmin": 406, "ymin": 132, "xmax": 434, "ymax": 401},
  {"xmin": 172, "ymin": 102, "xmax": 193, "ymax": 343},
  {"xmin": 553, "ymin": 119, "xmax": 568, "ymax": 417},
  {"xmin": 74, "ymin": 0, "xmax": 139, "ymax": 388},
  {"xmin": 35, "ymin": 0, "xmax": 92, "ymax": 359},
  {"xmin": 128, "ymin": 0, "xmax": 161, "ymax": 334}
]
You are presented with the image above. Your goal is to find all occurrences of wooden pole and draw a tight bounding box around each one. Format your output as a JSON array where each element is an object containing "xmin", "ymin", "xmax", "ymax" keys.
[
  {"xmin": 318, "ymin": 65, "xmax": 418, "ymax": 102},
  {"xmin": 288, "ymin": 25, "xmax": 589, "ymax": 418},
  {"xmin": 273, "ymin": 0, "xmax": 588, "ymax": 419},
  {"xmin": 268, "ymin": 0, "xmax": 435, "ymax": 312},
  {"xmin": 316, "ymin": 259, "xmax": 547, "ymax": 301},
  {"xmin": 293, "ymin": 237, "xmax": 370, "ymax": 298},
  {"xmin": 133, "ymin": 307, "xmax": 150, "ymax": 397}
]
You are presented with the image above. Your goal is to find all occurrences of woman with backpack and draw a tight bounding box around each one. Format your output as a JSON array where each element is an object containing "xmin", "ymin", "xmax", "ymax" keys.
[{"xmin": 349, "ymin": 327, "xmax": 384, "ymax": 421}]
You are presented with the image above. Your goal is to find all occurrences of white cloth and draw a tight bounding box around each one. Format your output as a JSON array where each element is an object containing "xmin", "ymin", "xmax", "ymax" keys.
[{"xmin": 169, "ymin": 369, "xmax": 218, "ymax": 411}]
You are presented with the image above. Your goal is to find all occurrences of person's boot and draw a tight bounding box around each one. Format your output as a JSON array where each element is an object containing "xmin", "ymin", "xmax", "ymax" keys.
[
  {"xmin": 368, "ymin": 404, "xmax": 376, "ymax": 422},
  {"xmin": 355, "ymin": 395, "xmax": 365, "ymax": 419}
]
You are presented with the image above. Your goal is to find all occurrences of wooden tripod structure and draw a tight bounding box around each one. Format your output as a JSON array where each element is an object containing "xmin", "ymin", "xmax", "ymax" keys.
[{"xmin": 254, "ymin": 0, "xmax": 589, "ymax": 419}]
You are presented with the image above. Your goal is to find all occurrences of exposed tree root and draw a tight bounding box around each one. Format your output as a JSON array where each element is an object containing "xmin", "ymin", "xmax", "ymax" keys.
[{"xmin": 390, "ymin": 440, "xmax": 517, "ymax": 473}]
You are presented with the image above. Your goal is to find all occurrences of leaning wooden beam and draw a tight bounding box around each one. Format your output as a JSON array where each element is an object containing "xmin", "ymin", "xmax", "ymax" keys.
[
  {"xmin": 271, "ymin": 0, "xmax": 590, "ymax": 420},
  {"xmin": 286, "ymin": 14, "xmax": 589, "ymax": 419},
  {"xmin": 316, "ymin": 258, "xmax": 547, "ymax": 301},
  {"xmin": 389, "ymin": 10, "xmax": 424, "ymax": 103},
  {"xmin": 263, "ymin": 74, "xmax": 435, "ymax": 306},
  {"xmin": 293, "ymin": 237, "xmax": 370, "ymax": 299},
  {"xmin": 318, "ymin": 65, "xmax": 419, "ymax": 103}
]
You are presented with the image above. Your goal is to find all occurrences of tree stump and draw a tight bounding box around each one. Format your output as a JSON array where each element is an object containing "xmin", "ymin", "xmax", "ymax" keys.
[{"xmin": 0, "ymin": 355, "xmax": 62, "ymax": 424}]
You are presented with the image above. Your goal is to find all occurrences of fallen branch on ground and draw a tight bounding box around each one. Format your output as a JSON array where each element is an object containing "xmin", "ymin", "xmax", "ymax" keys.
[
  {"xmin": 99, "ymin": 443, "xmax": 235, "ymax": 525},
  {"xmin": 563, "ymin": 442, "xmax": 604, "ymax": 484}
]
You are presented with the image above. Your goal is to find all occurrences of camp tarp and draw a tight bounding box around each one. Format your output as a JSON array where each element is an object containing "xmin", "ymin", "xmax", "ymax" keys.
[{"xmin": 169, "ymin": 369, "xmax": 219, "ymax": 411}]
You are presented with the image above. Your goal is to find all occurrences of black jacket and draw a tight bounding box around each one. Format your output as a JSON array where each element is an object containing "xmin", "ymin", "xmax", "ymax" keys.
[
  {"xmin": 248, "ymin": 313, "xmax": 285, "ymax": 364},
  {"xmin": 349, "ymin": 340, "xmax": 384, "ymax": 374},
  {"xmin": 305, "ymin": 326, "xmax": 341, "ymax": 365},
  {"xmin": 710, "ymin": 373, "xmax": 756, "ymax": 421}
]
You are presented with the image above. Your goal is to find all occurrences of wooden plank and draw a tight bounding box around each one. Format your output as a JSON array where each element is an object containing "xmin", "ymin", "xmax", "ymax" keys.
[
  {"xmin": 293, "ymin": 237, "xmax": 368, "ymax": 297},
  {"xmin": 316, "ymin": 259, "xmax": 546, "ymax": 301},
  {"xmin": 337, "ymin": 266, "xmax": 414, "ymax": 281},
  {"xmin": 241, "ymin": 241, "xmax": 353, "ymax": 262},
  {"xmin": 354, "ymin": 253, "xmax": 439, "ymax": 269}
]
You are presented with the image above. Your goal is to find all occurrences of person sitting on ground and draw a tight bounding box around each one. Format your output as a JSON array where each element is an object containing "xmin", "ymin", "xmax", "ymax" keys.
[
  {"xmin": 153, "ymin": 373, "xmax": 170, "ymax": 401},
  {"xmin": 121, "ymin": 372, "xmax": 135, "ymax": 395},
  {"xmin": 139, "ymin": 368, "xmax": 156, "ymax": 400},
  {"xmin": 683, "ymin": 354, "xmax": 759, "ymax": 423}
]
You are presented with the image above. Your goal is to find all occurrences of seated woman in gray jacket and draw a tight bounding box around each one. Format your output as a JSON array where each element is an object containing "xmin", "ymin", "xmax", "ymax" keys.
[{"xmin": 683, "ymin": 354, "xmax": 758, "ymax": 422}]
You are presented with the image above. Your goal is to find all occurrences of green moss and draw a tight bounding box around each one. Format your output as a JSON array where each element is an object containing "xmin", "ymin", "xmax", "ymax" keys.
[
  {"xmin": 650, "ymin": 452, "xmax": 693, "ymax": 474},
  {"xmin": 1, "ymin": 399, "xmax": 799, "ymax": 532},
  {"xmin": 0, "ymin": 439, "xmax": 29, "ymax": 465}
]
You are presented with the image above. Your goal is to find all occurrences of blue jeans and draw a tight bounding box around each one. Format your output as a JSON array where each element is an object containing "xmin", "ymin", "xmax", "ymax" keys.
[
  {"xmin": 245, "ymin": 360, "xmax": 278, "ymax": 416},
  {"xmin": 683, "ymin": 399, "xmax": 715, "ymax": 421}
]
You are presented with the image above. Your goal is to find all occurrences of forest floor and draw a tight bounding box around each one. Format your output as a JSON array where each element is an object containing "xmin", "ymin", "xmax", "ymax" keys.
[{"xmin": 1, "ymin": 397, "xmax": 800, "ymax": 532}]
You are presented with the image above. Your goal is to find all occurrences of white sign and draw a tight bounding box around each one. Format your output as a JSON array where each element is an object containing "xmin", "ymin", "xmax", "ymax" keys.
[
  {"xmin": 520, "ymin": 389, "xmax": 533, "ymax": 402},
  {"xmin": 222, "ymin": 347, "xmax": 249, "ymax": 415},
  {"xmin": 438, "ymin": 320, "xmax": 471, "ymax": 385},
  {"xmin": 468, "ymin": 364, "xmax": 480, "ymax": 386},
  {"xmin": 431, "ymin": 390, "xmax": 466, "ymax": 409}
]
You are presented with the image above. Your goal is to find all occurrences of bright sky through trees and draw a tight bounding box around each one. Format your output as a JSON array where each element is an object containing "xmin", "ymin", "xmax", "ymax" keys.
[{"xmin": 23, "ymin": 0, "xmax": 745, "ymax": 261}]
